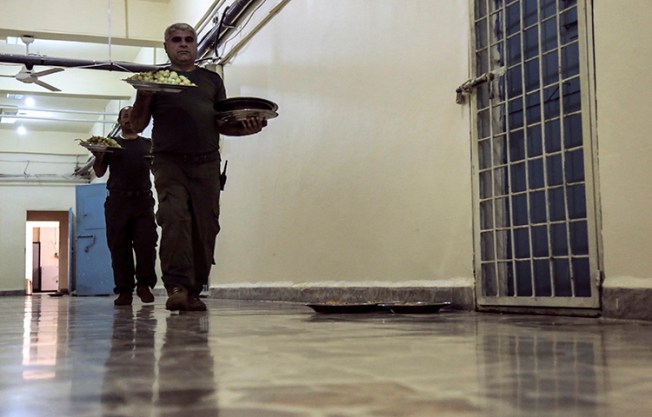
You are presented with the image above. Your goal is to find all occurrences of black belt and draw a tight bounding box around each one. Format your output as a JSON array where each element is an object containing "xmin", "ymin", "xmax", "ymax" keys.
[
  {"xmin": 155, "ymin": 149, "xmax": 220, "ymax": 164},
  {"xmin": 108, "ymin": 190, "xmax": 152, "ymax": 198}
]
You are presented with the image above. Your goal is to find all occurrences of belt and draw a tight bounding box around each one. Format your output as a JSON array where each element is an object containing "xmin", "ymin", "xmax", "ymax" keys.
[
  {"xmin": 108, "ymin": 189, "xmax": 152, "ymax": 198},
  {"xmin": 155, "ymin": 149, "xmax": 220, "ymax": 164}
]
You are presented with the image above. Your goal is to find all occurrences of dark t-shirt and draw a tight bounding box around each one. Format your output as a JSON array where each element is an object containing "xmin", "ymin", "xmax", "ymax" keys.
[
  {"xmin": 151, "ymin": 67, "xmax": 227, "ymax": 154},
  {"xmin": 104, "ymin": 136, "xmax": 153, "ymax": 191}
]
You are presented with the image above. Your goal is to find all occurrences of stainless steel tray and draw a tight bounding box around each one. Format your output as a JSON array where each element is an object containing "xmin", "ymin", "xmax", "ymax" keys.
[
  {"xmin": 124, "ymin": 79, "xmax": 196, "ymax": 93},
  {"xmin": 216, "ymin": 108, "xmax": 279, "ymax": 123},
  {"xmin": 305, "ymin": 302, "xmax": 386, "ymax": 314},
  {"xmin": 80, "ymin": 143, "xmax": 122, "ymax": 153},
  {"xmin": 378, "ymin": 302, "xmax": 451, "ymax": 314},
  {"xmin": 216, "ymin": 97, "xmax": 278, "ymax": 112}
]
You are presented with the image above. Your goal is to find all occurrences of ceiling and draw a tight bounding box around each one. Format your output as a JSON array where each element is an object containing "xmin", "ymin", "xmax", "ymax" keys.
[{"xmin": 0, "ymin": 35, "xmax": 159, "ymax": 135}]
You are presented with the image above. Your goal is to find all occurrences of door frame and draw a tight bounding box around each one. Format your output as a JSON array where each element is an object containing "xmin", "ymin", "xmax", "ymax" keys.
[
  {"xmin": 25, "ymin": 213, "xmax": 70, "ymax": 294},
  {"xmin": 468, "ymin": 0, "xmax": 603, "ymax": 311}
]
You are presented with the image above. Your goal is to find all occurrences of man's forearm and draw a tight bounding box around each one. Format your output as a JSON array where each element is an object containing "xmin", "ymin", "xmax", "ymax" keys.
[
  {"xmin": 130, "ymin": 92, "xmax": 153, "ymax": 133},
  {"xmin": 92, "ymin": 155, "xmax": 107, "ymax": 177},
  {"xmin": 217, "ymin": 117, "xmax": 266, "ymax": 136}
]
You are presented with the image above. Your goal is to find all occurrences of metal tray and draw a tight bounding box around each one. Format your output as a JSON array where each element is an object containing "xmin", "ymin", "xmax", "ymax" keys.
[
  {"xmin": 216, "ymin": 96, "xmax": 278, "ymax": 112},
  {"xmin": 378, "ymin": 302, "xmax": 451, "ymax": 314},
  {"xmin": 305, "ymin": 302, "xmax": 387, "ymax": 314},
  {"xmin": 80, "ymin": 143, "xmax": 122, "ymax": 153},
  {"xmin": 124, "ymin": 79, "xmax": 196, "ymax": 93},
  {"xmin": 216, "ymin": 108, "xmax": 279, "ymax": 123}
]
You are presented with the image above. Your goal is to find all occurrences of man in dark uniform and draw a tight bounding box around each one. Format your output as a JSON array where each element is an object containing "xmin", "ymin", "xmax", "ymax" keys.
[
  {"xmin": 93, "ymin": 106, "xmax": 158, "ymax": 306},
  {"xmin": 130, "ymin": 23, "xmax": 265, "ymax": 311}
]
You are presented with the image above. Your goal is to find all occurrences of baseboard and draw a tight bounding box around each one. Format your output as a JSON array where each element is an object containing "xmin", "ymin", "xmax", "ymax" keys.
[
  {"xmin": 207, "ymin": 285, "xmax": 475, "ymax": 311},
  {"xmin": 7, "ymin": 284, "xmax": 649, "ymax": 321},
  {"xmin": 0, "ymin": 290, "xmax": 26, "ymax": 296},
  {"xmin": 602, "ymin": 287, "xmax": 652, "ymax": 321}
]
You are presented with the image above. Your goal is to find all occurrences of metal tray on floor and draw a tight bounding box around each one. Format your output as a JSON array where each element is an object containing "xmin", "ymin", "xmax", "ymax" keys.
[
  {"xmin": 305, "ymin": 302, "xmax": 387, "ymax": 314},
  {"xmin": 378, "ymin": 302, "xmax": 451, "ymax": 314}
]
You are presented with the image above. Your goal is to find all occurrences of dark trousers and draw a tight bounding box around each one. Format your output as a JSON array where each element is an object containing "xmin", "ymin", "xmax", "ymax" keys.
[
  {"xmin": 104, "ymin": 193, "xmax": 158, "ymax": 294},
  {"xmin": 151, "ymin": 156, "xmax": 221, "ymax": 295}
]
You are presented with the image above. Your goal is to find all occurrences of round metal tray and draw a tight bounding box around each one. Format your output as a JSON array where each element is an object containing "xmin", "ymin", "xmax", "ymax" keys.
[
  {"xmin": 378, "ymin": 302, "xmax": 451, "ymax": 314},
  {"xmin": 124, "ymin": 79, "xmax": 196, "ymax": 93},
  {"xmin": 305, "ymin": 302, "xmax": 386, "ymax": 314},
  {"xmin": 80, "ymin": 143, "xmax": 122, "ymax": 153},
  {"xmin": 216, "ymin": 108, "xmax": 279, "ymax": 123},
  {"xmin": 216, "ymin": 97, "xmax": 278, "ymax": 112}
]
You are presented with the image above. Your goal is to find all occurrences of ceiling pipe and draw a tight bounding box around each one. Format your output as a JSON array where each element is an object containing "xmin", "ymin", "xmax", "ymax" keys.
[
  {"xmin": 0, "ymin": 0, "xmax": 260, "ymax": 72},
  {"xmin": 0, "ymin": 53, "xmax": 161, "ymax": 73},
  {"xmin": 197, "ymin": 0, "xmax": 261, "ymax": 59}
]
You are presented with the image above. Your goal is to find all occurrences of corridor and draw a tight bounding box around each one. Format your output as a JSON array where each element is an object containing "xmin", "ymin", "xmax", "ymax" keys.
[{"xmin": 1, "ymin": 295, "xmax": 650, "ymax": 416}]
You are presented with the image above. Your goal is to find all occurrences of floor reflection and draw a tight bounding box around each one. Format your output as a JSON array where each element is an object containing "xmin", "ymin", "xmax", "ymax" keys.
[
  {"xmin": 157, "ymin": 313, "xmax": 218, "ymax": 416},
  {"xmin": 22, "ymin": 296, "xmax": 61, "ymax": 380},
  {"xmin": 1, "ymin": 296, "xmax": 651, "ymax": 417},
  {"xmin": 479, "ymin": 318, "xmax": 608, "ymax": 416},
  {"xmin": 101, "ymin": 305, "xmax": 157, "ymax": 416}
]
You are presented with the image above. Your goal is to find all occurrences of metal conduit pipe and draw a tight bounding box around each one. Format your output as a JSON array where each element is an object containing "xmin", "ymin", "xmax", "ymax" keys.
[
  {"xmin": 0, "ymin": 54, "xmax": 161, "ymax": 73},
  {"xmin": 197, "ymin": 0, "xmax": 261, "ymax": 59},
  {"xmin": 0, "ymin": 0, "xmax": 259, "ymax": 72}
]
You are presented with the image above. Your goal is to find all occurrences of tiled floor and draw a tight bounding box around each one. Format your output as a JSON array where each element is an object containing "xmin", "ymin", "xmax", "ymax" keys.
[{"xmin": 2, "ymin": 294, "xmax": 652, "ymax": 417}]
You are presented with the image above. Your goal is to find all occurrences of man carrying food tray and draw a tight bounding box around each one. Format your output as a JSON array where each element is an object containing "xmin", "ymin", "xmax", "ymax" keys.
[
  {"xmin": 93, "ymin": 106, "xmax": 158, "ymax": 306},
  {"xmin": 130, "ymin": 22, "xmax": 266, "ymax": 311}
]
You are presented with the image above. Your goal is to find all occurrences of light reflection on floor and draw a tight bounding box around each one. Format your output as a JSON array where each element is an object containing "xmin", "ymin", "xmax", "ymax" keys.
[{"xmin": 2, "ymin": 294, "xmax": 652, "ymax": 416}]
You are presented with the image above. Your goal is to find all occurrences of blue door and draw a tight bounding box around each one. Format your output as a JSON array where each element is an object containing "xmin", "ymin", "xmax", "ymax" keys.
[{"xmin": 75, "ymin": 183, "xmax": 113, "ymax": 296}]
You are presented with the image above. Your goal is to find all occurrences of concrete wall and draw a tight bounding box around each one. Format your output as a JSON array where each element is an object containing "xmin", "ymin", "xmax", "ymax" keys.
[
  {"xmin": 592, "ymin": 0, "xmax": 652, "ymax": 319},
  {"xmin": 0, "ymin": 0, "xmax": 171, "ymax": 45},
  {"xmin": 0, "ymin": 186, "xmax": 76, "ymax": 292},
  {"xmin": 0, "ymin": 0, "xmax": 651, "ymax": 318},
  {"xmin": 593, "ymin": 0, "xmax": 652, "ymax": 288},
  {"xmin": 216, "ymin": 0, "xmax": 473, "ymax": 292}
]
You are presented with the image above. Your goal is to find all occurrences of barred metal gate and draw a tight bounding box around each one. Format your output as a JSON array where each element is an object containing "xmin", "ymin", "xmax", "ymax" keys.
[{"xmin": 465, "ymin": 0, "xmax": 601, "ymax": 309}]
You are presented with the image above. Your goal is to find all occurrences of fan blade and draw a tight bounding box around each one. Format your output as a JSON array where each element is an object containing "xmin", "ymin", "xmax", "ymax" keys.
[
  {"xmin": 0, "ymin": 74, "xmax": 15, "ymax": 78},
  {"xmin": 32, "ymin": 67, "xmax": 64, "ymax": 78},
  {"xmin": 34, "ymin": 79, "xmax": 61, "ymax": 92}
]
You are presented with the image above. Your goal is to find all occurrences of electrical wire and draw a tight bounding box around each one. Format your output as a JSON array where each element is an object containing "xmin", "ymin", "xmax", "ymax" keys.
[
  {"xmin": 214, "ymin": 6, "xmax": 231, "ymax": 58},
  {"xmin": 107, "ymin": 0, "xmax": 113, "ymax": 63},
  {"xmin": 217, "ymin": 0, "xmax": 267, "ymax": 58}
]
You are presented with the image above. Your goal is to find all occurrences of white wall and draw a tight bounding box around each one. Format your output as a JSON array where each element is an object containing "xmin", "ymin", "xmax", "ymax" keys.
[
  {"xmin": 593, "ymin": 1, "xmax": 652, "ymax": 289},
  {"xmin": 216, "ymin": 0, "xmax": 473, "ymax": 287},
  {"xmin": 0, "ymin": 0, "xmax": 170, "ymax": 45},
  {"xmin": 2, "ymin": 0, "xmax": 649, "ymax": 298},
  {"xmin": 38, "ymin": 226, "xmax": 60, "ymax": 291},
  {"xmin": 0, "ymin": 185, "xmax": 75, "ymax": 291}
]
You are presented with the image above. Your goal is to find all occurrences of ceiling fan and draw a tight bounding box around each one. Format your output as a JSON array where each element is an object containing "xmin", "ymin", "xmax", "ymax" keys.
[
  {"xmin": 0, "ymin": 36, "xmax": 64, "ymax": 92},
  {"xmin": 3, "ymin": 65, "xmax": 64, "ymax": 92}
]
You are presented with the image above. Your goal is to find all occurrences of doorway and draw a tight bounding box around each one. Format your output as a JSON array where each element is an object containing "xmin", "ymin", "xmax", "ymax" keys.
[
  {"xmin": 26, "ymin": 223, "xmax": 60, "ymax": 293},
  {"xmin": 469, "ymin": 0, "xmax": 601, "ymax": 310},
  {"xmin": 25, "ymin": 211, "xmax": 71, "ymax": 294}
]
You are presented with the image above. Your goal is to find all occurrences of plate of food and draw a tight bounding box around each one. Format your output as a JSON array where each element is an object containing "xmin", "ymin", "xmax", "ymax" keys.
[
  {"xmin": 305, "ymin": 301, "xmax": 387, "ymax": 314},
  {"xmin": 123, "ymin": 70, "xmax": 197, "ymax": 93},
  {"xmin": 124, "ymin": 80, "xmax": 196, "ymax": 93},
  {"xmin": 216, "ymin": 108, "xmax": 279, "ymax": 124},
  {"xmin": 378, "ymin": 301, "xmax": 451, "ymax": 314},
  {"xmin": 77, "ymin": 136, "xmax": 122, "ymax": 153},
  {"xmin": 215, "ymin": 97, "xmax": 279, "ymax": 112}
]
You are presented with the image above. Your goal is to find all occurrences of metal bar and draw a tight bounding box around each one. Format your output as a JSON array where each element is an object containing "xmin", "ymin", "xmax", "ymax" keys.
[
  {"xmin": 0, "ymin": 54, "xmax": 160, "ymax": 73},
  {"xmin": 217, "ymin": 0, "xmax": 292, "ymax": 64},
  {"xmin": 2, "ymin": 114, "xmax": 117, "ymax": 124},
  {"xmin": 1, "ymin": 107, "xmax": 117, "ymax": 116}
]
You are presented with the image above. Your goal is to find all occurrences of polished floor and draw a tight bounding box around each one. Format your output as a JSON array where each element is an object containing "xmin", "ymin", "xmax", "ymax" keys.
[{"xmin": 1, "ymin": 295, "xmax": 651, "ymax": 417}]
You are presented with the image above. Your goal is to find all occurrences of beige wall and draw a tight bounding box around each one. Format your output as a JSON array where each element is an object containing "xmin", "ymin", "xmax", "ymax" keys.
[
  {"xmin": 0, "ymin": 186, "xmax": 75, "ymax": 291},
  {"xmin": 593, "ymin": 1, "xmax": 652, "ymax": 289},
  {"xmin": 216, "ymin": 0, "xmax": 473, "ymax": 287},
  {"xmin": 1, "ymin": 0, "xmax": 650, "ymax": 298},
  {"xmin": 0, "ymin": 0, "xmax": 170, "ymax": 45}
]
